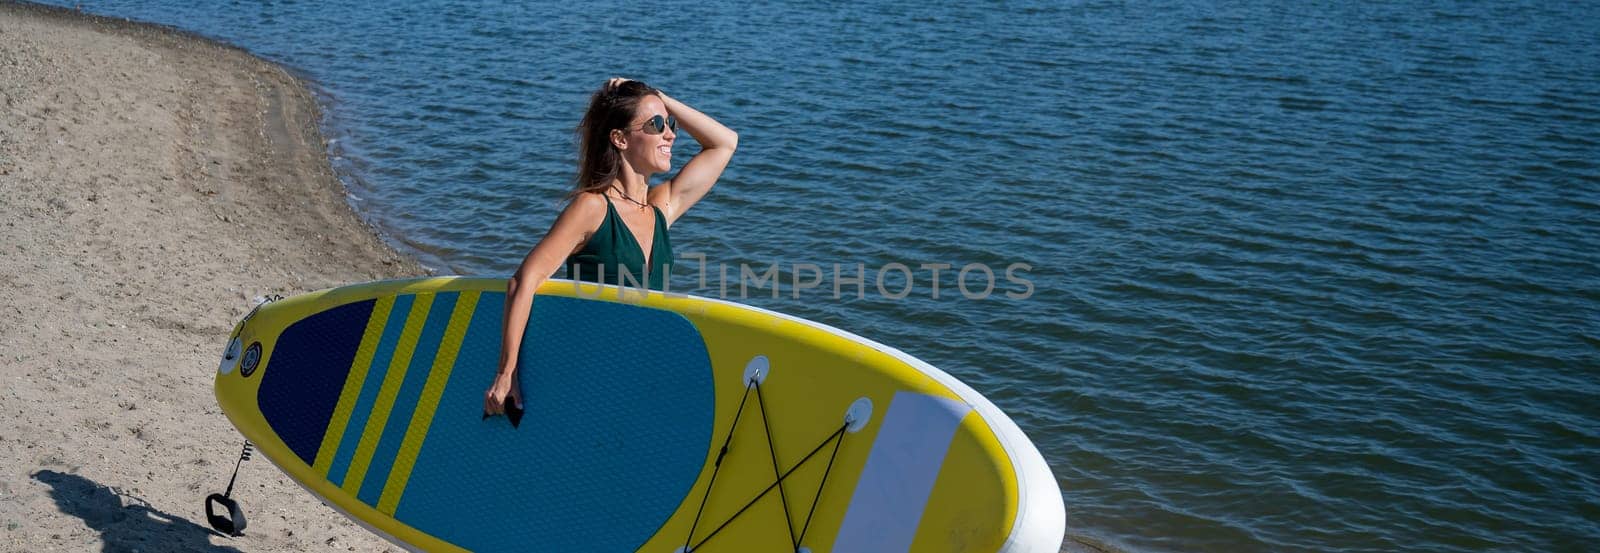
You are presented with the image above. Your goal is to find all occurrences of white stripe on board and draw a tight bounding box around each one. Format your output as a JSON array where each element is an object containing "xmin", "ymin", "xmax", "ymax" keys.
[{"xmin": 830, "ymin": 391, "xmax": 972, "ymax": 553}]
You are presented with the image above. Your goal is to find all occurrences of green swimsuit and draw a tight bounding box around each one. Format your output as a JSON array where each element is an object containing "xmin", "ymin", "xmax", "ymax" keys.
[{"xmin": 565, "ymin": 196, "xmax": 674, "ymax": 290}]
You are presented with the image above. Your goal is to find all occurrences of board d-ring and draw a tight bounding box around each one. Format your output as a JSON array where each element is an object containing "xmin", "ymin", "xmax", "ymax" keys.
[
  {"xmin": 844, "ymin": 397, "xmax": 873, "ymax": 433},
  {"xmin": 743, "ymin": 355, "xmax": 769, "ymax": 386}
]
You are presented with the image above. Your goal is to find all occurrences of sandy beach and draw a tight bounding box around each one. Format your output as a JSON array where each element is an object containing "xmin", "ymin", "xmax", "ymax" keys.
[{"xmin": 1, "ymin": 2, "xmax": 422, "ymax": 551}]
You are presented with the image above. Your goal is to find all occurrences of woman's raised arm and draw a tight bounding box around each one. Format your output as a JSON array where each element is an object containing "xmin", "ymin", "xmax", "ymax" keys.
[{"xmin": 653, "ymin": 92, "xmax": 737, "ymax": 226}]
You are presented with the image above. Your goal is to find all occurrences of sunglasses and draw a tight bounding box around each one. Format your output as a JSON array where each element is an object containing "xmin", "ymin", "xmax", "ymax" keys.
[{"xmin": 626, "ymin": 114, "xmax": 677, "ymax": 135}]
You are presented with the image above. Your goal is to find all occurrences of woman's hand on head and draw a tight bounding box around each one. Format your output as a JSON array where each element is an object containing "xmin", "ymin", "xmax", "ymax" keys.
[{"xmin": 606, "ymin": 77, "xmax": 666, "ymax": 100}]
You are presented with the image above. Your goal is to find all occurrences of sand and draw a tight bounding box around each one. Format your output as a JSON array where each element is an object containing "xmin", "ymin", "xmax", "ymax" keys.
[
  {"xmin": 0, "ymin": 4, "xmax": 1104, "ymax": 553},
  {"xmin": 1, "ymin": 2, "xmax": 425, "ymax": 551}
]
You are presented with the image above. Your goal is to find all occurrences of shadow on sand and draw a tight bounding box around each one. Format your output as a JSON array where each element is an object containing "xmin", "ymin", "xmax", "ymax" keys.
[{"xmin": 32, "ymin": 470, "xmax": 244, "ymax": 553}]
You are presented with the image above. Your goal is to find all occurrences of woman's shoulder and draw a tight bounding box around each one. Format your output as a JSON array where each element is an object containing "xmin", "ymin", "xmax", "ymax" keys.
[
  {"xmin": 648, "ymin": 180, "xmax": 673, "ymax": 204},
  {"xmin": 565, "ymin": 191, "xmax": 612, "ymax": 215},
  {"xmin": 647, "ymin": 183, "xmax": 674, "ymax": 221},
  {"xmin": 553, "ymin": 191, "xmax": 611, "ymax": 232}
]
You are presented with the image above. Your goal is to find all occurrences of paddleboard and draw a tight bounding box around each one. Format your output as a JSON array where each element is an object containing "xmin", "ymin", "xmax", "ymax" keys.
[{"xmin": 213, "ymin": 277, "xmax": 1064, "ymax": 552}]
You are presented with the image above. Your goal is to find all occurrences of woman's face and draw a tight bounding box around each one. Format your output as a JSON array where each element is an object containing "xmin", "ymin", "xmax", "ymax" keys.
[{"xmin": 619, "ymin": 95, "xmax": 675, "ymax": 176}]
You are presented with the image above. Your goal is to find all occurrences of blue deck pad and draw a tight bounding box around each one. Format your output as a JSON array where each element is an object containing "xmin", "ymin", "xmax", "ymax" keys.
[
  {"xmin": 356, "ymin": 292, "xmax": 460, "ymax": 506},
  {"xmin": 257, "ymin": 299, "xmax": 376, "ymax": 466},
  {"xmin": 328, "ymin": 294, "xmax": 416, "ymax": 487},
  {"xmin": 395, "ymin": 293, "xmax": 715, "ymax": 553}
]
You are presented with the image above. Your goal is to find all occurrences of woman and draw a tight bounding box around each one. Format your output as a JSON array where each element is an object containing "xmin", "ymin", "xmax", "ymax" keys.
[{"xmin": 483, "ymin": 78, "xmax": 738, "ymax": 417}]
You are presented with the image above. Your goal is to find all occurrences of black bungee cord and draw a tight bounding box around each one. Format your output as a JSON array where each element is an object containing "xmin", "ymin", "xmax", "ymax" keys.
[{"xmin": 681, "ymin": 378, "xmax": 853, "ymax": 552}]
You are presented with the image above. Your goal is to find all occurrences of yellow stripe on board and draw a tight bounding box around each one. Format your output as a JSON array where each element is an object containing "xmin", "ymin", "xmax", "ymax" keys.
[
  {"xmin": 341, "ymin": 293, "xmax": 435, "ymax": 496},
  {"xmin": 376, "ymin": 290, "xmax": 481, "ymax": 514},
  {"xmin": 312, "ymin": 295, "xmax": 396, "ymax": 475}
]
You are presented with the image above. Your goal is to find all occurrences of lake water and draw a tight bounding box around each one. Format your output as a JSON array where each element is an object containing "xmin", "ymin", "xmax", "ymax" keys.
[{"xmin": 43, "ymin": 1, "xmax": 1600, "ymax": 550}]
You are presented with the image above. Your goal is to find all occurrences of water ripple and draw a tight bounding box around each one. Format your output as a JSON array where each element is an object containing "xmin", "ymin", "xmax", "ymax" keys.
[{"xmin": 49, "ymin": 0, "xmax": 1600, "ymax": 551}]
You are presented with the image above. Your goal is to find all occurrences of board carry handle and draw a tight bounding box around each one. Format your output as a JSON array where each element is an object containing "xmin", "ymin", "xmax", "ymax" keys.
[
  {"xmin": 205, "ymin": 440, "xmax": 253, "ymax": 536},
  {"xmin": 481, "ymin": 398, "xmax": 526, "ymax": 428}
]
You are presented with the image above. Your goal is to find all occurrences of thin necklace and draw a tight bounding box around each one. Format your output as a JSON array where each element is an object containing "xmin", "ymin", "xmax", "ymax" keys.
[{"xmin": 611, "ymin": 185, "xmax": 649, "ymax": 210}]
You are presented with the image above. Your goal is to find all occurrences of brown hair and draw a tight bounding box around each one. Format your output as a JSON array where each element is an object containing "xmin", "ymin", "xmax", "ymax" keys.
[{"xmin": 569, "ymin": 79, "xmax": 661, "ymax": 199}]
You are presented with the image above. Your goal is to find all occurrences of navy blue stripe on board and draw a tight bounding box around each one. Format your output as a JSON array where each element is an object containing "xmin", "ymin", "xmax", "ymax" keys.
[{"xmin": 257, "ymin": 299, "xmax": 377, "ymax": 466}]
